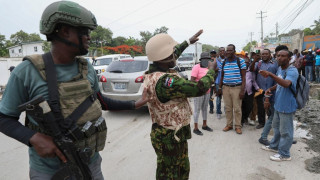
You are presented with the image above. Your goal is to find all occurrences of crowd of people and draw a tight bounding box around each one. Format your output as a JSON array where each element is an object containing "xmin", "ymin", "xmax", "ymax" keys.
[
  {"xmin": 191, "ymin": 44, "xmax": 301, "ymax": 164},
  {"xmin": 291, "ymin": 48, "xmax": 320, "ymax": 83}
]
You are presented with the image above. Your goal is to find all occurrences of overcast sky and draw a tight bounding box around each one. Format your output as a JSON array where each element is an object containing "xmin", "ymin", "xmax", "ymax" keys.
[{"xmin": 1, "ymin": 0, "xmax": 319, "ymax": 51}]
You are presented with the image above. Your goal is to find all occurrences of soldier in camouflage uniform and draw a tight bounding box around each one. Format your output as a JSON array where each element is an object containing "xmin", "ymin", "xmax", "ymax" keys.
[
  {"xmin": 0, "ymin": 1, "xmax": 148, "ymax": 179},
  {"xmin": 144, "ymin": 30, "xmax": 215, "ymax": 180}
]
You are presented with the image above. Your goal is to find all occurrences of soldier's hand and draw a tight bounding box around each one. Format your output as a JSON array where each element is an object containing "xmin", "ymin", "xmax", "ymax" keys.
[
  {"xmin": 29, "ymin": 132, "xmax": 67, "ymax": 163},
  {"xmin": 208, "ymin": 61, "xmax": 214, "ymax": 70},
  {"xmin": 189, "ymin": 29, "xmax": 203, "ymax": 44}
]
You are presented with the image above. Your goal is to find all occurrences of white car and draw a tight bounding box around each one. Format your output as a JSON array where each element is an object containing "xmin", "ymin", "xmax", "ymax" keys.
[{"xmin": 93, "ymin": 54, "xmax": 132, "ymax": 77}]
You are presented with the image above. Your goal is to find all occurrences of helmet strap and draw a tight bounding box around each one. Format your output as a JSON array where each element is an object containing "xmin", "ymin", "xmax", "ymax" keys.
[{"xmin": 52, "ymin": 32, "xmax": 88, "ymax": 55}]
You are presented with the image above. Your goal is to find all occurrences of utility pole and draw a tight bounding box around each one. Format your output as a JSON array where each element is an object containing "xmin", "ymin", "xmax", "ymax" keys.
[
  {"xmin": 276, "ymin": 22, "xmax": 279, "ymax": 44},
  {"xmin": 257, "ymin": 11, "xmax": 267, "ymax": 45},
  {"xmin": 249, "ymin": 32, "xmax": 254, "ymax": 53}
]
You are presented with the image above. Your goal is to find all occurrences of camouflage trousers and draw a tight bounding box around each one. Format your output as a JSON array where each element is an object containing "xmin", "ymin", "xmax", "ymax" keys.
[{"xmin": 150, "ymin": 123, "xmax": 191, "ymax": 180}]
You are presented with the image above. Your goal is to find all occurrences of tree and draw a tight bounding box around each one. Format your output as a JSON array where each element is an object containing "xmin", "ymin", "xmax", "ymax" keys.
[
  {"xmin": 111, "ymin": 36, "xmax": 127, "ymax": 47},
  {"xmin": 90, "ymin": 25, "xmax": 113, "ymax": 47},
  {"xmin": 42, "ymin": 41, "xmax": 51, "ymax": 53},
  {"xmin": 10, "ymin": 30, "xmax": 29, "ymax": 44},
  {"xmin": 303, "ymin": 28, "xmax": 314, "ymax": 36},
  {"xmin": 139, "ymin": 31, "xmax": 153, "ymax": 50},
  {"xmin": 153, "ymin": 26, "xmax": 169, "ymax": 35},
  {"xmin": 202, "ymin": 44, "xmax": 214, "ymax": 52},
  {"xmin": 242, "ymin": 40, "xmax": 257, "ymax": 52},
  {"xmin": 28, "ymin": 33, "xmax": 42, "ymax": 42},
  {"xmin": 139, "ymin": 26, "xmax": 169, "ymax": 50},
  {"xmin": 0, "ymin": 34, "xmax": 8, "ymax": 57}
]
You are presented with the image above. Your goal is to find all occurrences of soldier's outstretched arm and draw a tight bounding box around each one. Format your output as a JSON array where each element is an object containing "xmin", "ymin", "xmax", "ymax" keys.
[
  {"xmin": 173, "ymin": 29, "xmax": 203, "ymax": 58},
  {"xmin": 96, "ymin": 91, "xmax": 148, "ymax": 110},
  {"xmin": 156, "ymin": 69, "xmax": 215, "ymax": 103}
]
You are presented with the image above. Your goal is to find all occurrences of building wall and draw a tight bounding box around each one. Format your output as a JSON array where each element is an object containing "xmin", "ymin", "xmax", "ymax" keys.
[
  {"xmin": 291, "ymin": 32, "xmax": 304, "ymax": 51},
  {"xmin": 8, "ymin": 42, "xmax": 44, "ymax": 58}
]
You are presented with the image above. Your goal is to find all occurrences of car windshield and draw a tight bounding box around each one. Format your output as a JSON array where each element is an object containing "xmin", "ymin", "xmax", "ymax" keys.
[
  {"xmin": 93, "ymin": 58, "xmax": 113, "ymax": 66},
  {"xmin": 178, "ymin": 53, "xmax": 193, "ymax": 61},
  {"xmin": 107, "ymin": 60, "xmax": 148, "ymax": 73}
]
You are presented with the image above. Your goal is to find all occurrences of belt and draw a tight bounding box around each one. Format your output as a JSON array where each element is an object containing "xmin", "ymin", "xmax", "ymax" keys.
[{"xmin": 223, "ymin": 84, "xmax": 242, "ymax": 87}]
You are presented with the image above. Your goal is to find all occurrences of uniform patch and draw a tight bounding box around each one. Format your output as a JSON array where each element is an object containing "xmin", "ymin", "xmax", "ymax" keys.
[{"xmin": 164, "ymin": 77, "xmax": 174, "ymax": 87}]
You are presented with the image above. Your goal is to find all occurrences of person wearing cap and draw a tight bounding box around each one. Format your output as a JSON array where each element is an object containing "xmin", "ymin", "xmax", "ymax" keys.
[
  {"xmin": 209, "ymin": 50, "xmax": 217, "ymax": 114},
  {"xmin": 315, "ymin": 49, "xmax": 320, "ymax": 83},
  {"xmin": 144, "ymin": 30, "xmax": 215, "ymax": 179},
  {"xmin": 8, "ymin": 66, "xmax": 15, "ymax": 73},
  {"xmin": 191, "ymin": 52, "xmax": 214, "ymax": 135},
  {"xmin": 0, "ymin": 1, "xmax": 148, "ymax": 179},
  {"xmin": 217, "ymin": 44, "xmax": 246, "ymax": 134},
  {"xmin": 304, "ymin": 49, "xmax": 315, "ymax": 81}
]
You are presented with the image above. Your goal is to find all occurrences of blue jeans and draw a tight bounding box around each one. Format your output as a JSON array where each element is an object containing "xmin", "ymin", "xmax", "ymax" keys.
[
  {"xmin": 269, "ymin": 111, "xmax": 294, "ymax": 158},
  {"xmin": 305, "ymin": 66, "xmax": 313, "ymax": 82},
  {"xmin": 29, "ymin": 154, "xmax": 104, "ymax": 180},
  {"xmin": 209, "ymin": 87, "xmax": 214, "ymax": 111},
  {"xmin": 215, "ymin": 84, "xmax": 222, "ymax": 114},
  {"xmin": 315, "ymin": 65, "xmax": 320, "ymax": 83},
  {"xmin": 260, "ymin": 103, "xmax": 275, "ymax": 140}
]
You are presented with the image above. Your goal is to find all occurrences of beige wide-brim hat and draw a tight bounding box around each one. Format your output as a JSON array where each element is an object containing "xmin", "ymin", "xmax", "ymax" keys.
[{"xmin": 146, "ymin": 33, "xmax": 178, "ymax": 61}]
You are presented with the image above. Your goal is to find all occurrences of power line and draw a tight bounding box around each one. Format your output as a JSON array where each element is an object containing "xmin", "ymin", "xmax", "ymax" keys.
[
  {"xmin": 280, "ymin": 0, "xmax": 314, "ymax": 33},
  {"xmin": 113, "ymin": 0, "xmax": 195, "ymax": 33},
  {"xmin": 106, "ymin": 0, "xmax": 159, "ymax": 26}
]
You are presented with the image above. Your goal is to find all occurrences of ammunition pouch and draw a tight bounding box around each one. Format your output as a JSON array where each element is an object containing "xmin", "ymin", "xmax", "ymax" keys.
[{"xmin": 28, "ymin": 116, "xmax": 107, "ymax": 156}]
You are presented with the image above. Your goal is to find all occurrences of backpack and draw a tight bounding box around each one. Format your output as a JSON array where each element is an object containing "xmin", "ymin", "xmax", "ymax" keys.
[
  {"xmin": 284, "ymin": 67, "xmax": 309, "ymax": 109},
  {"xmin": 222, "ymin": 57, "xmax": 241, "ymax": 71}
]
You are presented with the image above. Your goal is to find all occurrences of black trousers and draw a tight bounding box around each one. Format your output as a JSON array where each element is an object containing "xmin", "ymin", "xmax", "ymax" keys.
[
  {"xmin": 241, "ymin": 92, "xmax": 254, "ymax": 124},
  {"xmin": 256, "ymin": 94, "xmax": 265, "ymax": 125}
]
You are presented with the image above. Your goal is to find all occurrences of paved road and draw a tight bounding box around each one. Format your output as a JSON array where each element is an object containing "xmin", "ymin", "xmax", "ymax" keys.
[
  {"xmin": 0, "ymin": 101, "xmax": 319, "ymax": 179},
  {"xmin": 0, "ymin": 70, "xmax": 319, "ymax": 179}
]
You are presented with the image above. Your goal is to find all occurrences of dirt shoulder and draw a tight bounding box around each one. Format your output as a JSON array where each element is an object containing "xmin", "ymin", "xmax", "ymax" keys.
[{"xmin": 295, "ymin": 97, "xmax": 320, "ymax": 173}]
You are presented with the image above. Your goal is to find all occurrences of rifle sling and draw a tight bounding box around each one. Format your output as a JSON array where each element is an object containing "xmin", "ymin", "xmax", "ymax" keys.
[{"xmin": 42, "ymin": 53, "xmax": 96, "ymax": 130}]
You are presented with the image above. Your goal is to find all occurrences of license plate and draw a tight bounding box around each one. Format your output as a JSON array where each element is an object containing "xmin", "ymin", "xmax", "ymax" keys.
[{"xmin": 114, "ymin": 83, "xmax": 126, "ymax": 89}]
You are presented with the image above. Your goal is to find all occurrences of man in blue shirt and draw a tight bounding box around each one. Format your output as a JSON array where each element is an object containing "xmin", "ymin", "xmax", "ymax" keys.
[
  {"xmin": 250, "ymin": 49, "xmax": 278, "ymax": 130},
  {"xmin": 259, "ymin": 49, "xmax": 298, "ymax": 161},
  {"xmin": 217, "ymin": 44, "xmax": 246, "ymax": 134}
]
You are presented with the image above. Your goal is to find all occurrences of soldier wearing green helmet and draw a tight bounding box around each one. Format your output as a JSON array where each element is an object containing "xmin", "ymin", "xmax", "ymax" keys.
[
  {"xmin": 143, "ymin": 30, "xmax": 215, "ymax": 179},
  {"xmin": 0, "ymin": 1, "xmax": 148, "ymax": 179}
]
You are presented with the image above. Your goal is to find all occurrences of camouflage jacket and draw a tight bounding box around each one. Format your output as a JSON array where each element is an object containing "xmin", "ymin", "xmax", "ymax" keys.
[{"xmin": 146, "ymin": 41, "xmax": 215, "ymax": 103}]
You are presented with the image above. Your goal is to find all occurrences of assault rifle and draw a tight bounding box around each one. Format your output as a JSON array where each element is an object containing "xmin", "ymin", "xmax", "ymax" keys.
[{"xmin": 18, "ymin": 96, "xmax": 92, "ymax": 180}]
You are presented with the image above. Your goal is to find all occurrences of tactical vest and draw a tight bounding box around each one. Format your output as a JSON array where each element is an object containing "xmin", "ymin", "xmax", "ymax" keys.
[
  {"xmin": 144, "ymin": 71, "xmax": 192, "ymax": 142},
  {"xmin": 24, "ymin": 54, "xmax": 107, "ymax": 153}
]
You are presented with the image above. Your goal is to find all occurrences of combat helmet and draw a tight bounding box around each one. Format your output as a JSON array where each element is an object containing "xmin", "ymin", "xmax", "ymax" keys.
[
  {"xmin": 146, "ymin": 34, "xmax": 178, "ymax": 62},
  {"xmin": 40, "ymin": 1, "xmax": 97, "ymax": 35}
]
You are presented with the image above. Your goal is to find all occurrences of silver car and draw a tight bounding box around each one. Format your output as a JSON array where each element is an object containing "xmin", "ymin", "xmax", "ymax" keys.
[
  {"xmin": 99, "ymin": 57, "xmax": 188, "ymax": 101},
  {"xmin": 99, "ymin": 58, "xmax": 149, "ymax": 101}
]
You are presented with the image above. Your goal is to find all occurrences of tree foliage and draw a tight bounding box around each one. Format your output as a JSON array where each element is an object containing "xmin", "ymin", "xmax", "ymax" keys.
[
  {"xmin": 90, "ymin": 25, "xmax": 113, "ymax": 47},
  {"xmin": 304, "ymin": 17, "xmax": 320, "ymax": 36},
  {"xmin": 104, "ymin": 45, "xmax": 143, "ymax": 56},
  {"xmin": 139, "ymin": 26, "xmax": 169, "ymax": 51},
  {"xmin": 10, "ymin": 30, "xmax": 42, "ymax": 45},
  {"xmin": 0, "ymin": 34, "xmax": 7, "ymax": 57},
  {"xmin": 242, "ymin": 40, "xmax": 257, "ymax": 52}
]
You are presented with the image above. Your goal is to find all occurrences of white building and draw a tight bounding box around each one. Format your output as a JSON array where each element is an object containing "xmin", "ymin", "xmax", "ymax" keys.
[{"xmin": 7, "ymin": 41, "xmax": 45, "ymax": 57}]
